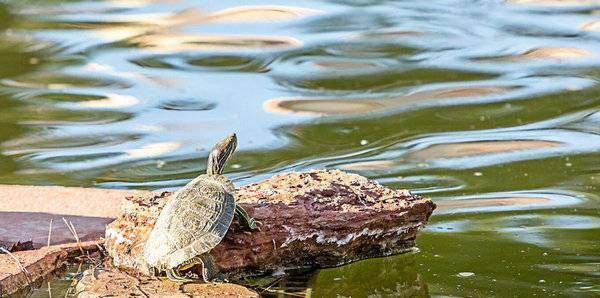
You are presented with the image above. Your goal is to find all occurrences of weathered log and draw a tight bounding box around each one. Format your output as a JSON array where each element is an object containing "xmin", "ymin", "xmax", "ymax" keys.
[{"xmin": 105, "ymin": 169, "xmax": 435, "ymax": 279}]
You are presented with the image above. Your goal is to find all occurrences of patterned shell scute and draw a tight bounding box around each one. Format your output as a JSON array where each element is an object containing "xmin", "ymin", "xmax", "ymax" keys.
[{"xmin": 143, "ymin": 174, "xmax": 235, "ymax": 270}]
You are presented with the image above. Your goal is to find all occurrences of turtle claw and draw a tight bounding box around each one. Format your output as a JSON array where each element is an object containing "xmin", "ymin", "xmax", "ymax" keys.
[
  {"xmin": 252, "ymin": 219, "xmax": 262, "ymax": 231},
  {"xmin": 210, "ymin": 272, "xmax": 228, "ymax": 283},
  {"xmin": 247, "ymin": 218, "xmax": 262, "ymax": 231}
]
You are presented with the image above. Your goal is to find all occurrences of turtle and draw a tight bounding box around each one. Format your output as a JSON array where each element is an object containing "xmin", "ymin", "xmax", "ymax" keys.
[{"xmin": 142, "ymin": 133, "xmax": 259, "ymax": 282}]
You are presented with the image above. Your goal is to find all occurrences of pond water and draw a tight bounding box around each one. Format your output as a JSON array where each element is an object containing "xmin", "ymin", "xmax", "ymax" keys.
[{"xmin": 1, "ymin": 0, "xmax": 599, "ymax": 296}]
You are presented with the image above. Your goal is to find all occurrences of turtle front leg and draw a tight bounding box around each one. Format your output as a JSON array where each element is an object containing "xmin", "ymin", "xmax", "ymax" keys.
[{"xmin": 235, "ymin": 204, "xmax": 261, "ymax": 230}]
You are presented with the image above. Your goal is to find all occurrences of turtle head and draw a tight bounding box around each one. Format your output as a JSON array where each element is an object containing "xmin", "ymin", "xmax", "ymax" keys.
[{"xmin": 206, "ymin": 133, "xmax": 237, "ymax": 175}]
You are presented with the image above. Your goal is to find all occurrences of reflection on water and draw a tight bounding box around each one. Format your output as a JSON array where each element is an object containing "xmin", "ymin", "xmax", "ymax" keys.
[
  {"xmin": 478, "ymin": 46, "xmax": 594, "ymax": 61},
  {"xmin": 312, "ymin": 253, "xmax": 428, "ymax": 297},
  {"xmin": 509, "ymin": 0, "xmax": 600, "ymax": 6},
  {"xmin": 129, "ymin": 33, "xmax": 302, "ymax": 52},
  {"xmin": 204, "ymin": 5, "xmax": 321, "ymax": 23},
  {"xmin": 264, "ymin": 85, "xmax": 516, "ymax": 115},
  {"xmin": 433, "ymin": 189, "xmax": 584, "ymax": 214},
  {"xmin": 0, "ymin": 0, "xmax": 599, "ymax": 296}
]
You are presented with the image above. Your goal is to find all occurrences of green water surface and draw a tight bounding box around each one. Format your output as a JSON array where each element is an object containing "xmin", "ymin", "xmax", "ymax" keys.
[{"xmin": 0, "ymin": 0, "xmax": 599, "ymax": 296}]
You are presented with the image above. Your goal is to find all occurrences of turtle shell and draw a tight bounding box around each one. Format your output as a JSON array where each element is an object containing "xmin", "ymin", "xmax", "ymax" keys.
[{"xmin": 143, "ymin": 174, "xmax": 235, "ymax": 270}]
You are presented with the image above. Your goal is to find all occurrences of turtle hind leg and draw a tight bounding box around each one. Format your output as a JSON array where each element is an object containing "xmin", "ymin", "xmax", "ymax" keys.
[
  {"xmin": 196, "ymin": 255, "xmax": 218, "ymax": 282},
  {"xmin": 165, "ymin": 256, "xmax": 218, "ymax": 283},
  {"xmin": 166, "ymin": 267, "xmax": 193, "ymax": 283},
  {"xmin": 235, "ymin": 204, "xmax": 261, "ymax": 231}
]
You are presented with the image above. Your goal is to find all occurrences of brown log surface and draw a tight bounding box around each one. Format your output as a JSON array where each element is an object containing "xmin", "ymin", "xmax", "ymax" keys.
[{"xmin": 105, "ymin": 170, "xmax": 435, "ymax": 278}]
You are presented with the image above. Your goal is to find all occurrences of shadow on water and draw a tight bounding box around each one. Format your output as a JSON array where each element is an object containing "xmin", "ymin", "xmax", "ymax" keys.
[{"xmin": 0, "ymin": 0, "xmax": 599, "ymax": 296}]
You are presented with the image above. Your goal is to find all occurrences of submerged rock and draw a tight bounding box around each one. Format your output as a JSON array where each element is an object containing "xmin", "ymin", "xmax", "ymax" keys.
[{"xmin": 105, "ymin": 169, "xmax": 435, "ymax": 279}]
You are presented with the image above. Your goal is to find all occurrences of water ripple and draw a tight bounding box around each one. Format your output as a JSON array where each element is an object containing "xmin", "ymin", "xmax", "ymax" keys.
[{"xmin": 132, "ymin": 53, "xmax": 272, "ymax": 73}]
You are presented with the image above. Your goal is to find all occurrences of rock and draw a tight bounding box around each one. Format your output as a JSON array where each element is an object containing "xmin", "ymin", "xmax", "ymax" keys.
[
  {"xmin": 74, "ymin": 267, "xmax": 258, "ymax": 298},
  {"xmin": 0, "ymin": 212, "xmax": 114, "ymax": 247},
  {"xmin": 105, "ymin": 169, "xmax": 435, "ymax": 279},
  {"xmin": 0, "ymin": 241, "xmax": 99, "ymax": 296},
  {"xmin": 0, "ymin": 184, "xmax": 147, "ymax": 296},
  {"xmin": 0, "ymin": 170, "xmax": 435, "ymax": 296},
  {"xmin": 0, "ymin": 184, "xmax": 146, "ymax": 247},
  {"xmin": 0, "ymin": 240, "xmax": 34, "ymax": 253},
  {"xmin": 0, "ymin": 240, "xmax": 258, "ymax": 297},
  {"xmin": 0, "ymin": 185, "xmax": 259, "ymax": 297}
]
